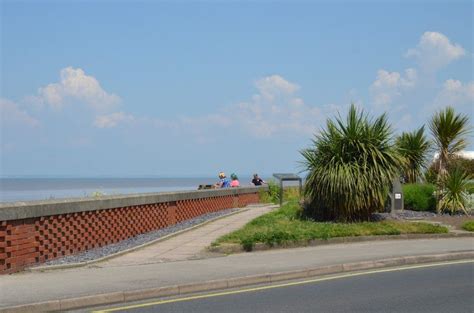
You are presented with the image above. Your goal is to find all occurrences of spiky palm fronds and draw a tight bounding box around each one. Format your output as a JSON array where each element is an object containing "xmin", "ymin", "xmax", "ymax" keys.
[
  {"xmin": 301, "ymin": 104, "xmax": 402, "ymax": 222},
  {"xmin": 429, "ymin": 107, "xmax": 470, "ymax": 181},
  {"xmin": 396, "ymin": 126, "xmax": 431, "ymax": 183},
  {"xmin": 439, "ymin": 167, "xmax": 471, "ymax": 215},
  {"xmin": 429, "ymin": 107, "xmax": 470, "ymax": 213}
]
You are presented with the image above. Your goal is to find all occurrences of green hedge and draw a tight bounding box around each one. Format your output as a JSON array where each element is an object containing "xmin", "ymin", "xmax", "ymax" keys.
[
  {"xmin": 462, "ymin": 221, "xmax": 474, "ymax": 232},
  {"xmin": 402, "ymin": 184, "xmax": 436, "ymax": 211}
]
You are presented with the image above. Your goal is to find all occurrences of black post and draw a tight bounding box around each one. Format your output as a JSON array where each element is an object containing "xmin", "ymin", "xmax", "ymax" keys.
[{"xmin": 280, "ymin": 180, "xmax": 283, "ymax": 207}]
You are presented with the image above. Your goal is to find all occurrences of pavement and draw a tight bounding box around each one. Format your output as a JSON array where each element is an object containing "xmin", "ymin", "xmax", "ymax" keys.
[{"xmin": 0, "ymin": 203, "xmax": 473, "ymax": 312}]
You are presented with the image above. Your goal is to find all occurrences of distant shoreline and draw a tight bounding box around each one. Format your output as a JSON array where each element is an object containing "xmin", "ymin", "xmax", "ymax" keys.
[{"xmin": 0, "ymin": 176, "xmax": 272, "ymax": 203}]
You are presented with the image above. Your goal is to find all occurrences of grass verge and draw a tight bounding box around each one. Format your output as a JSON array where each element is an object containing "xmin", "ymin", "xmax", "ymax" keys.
[
  {"xmin": 213, "ymin": 201, "xmax": 449, "ymax": 251},
  {"xmin": 462, "ymin": 220, "xmax": 474, "ymax": 232}
]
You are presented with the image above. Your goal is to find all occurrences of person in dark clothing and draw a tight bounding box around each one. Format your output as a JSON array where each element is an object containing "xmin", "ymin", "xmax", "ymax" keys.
[{"xmin": 251, "ymin": 173, "xmax": 266, "ymax": 186}]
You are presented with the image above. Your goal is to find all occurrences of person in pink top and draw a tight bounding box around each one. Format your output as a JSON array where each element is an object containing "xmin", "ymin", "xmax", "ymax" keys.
[{"xmin": 230, "ymin": 173, "xmax": 240, "ymax": 187}]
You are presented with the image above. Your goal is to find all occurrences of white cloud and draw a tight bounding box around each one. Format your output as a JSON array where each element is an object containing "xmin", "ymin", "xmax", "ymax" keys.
[
  {"xmin": 405, "ymin": 31, "xmax": 465, "ymax": 71},
  {"xmin": 0, "ymin": 98, "xmax": 40, "ymax": 128},
  {"xmin": 254, "ymin": 75, "xmax": 300, "ymax": 101},
  {"xmin": 93, "ymin": 111, "xmax": 134, "ymax": 128},
  {"xmin": 433, "ymin": 79, "xmax": 474, "ymax": 109},
  {"xmin": 37, "ymin": 67, "xmax": 120, "ymax": 112},
  {"xmin": 225, "ymin": 75, "xmax": 325, "ymax": 137},
  {"xmin": 370, "ymin": 68, "xmax": 417, "ymax": 108}
]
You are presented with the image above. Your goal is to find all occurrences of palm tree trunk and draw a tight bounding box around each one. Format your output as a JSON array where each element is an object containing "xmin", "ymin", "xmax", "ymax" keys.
[{"xmin": 436, "ymin": 150, "xmax": 449, "ymax": 213}]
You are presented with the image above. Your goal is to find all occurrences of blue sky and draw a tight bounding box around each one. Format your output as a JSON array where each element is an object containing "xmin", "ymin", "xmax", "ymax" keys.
[{"xmin": 1, "ymin": 0, "xmax": 473, "ymax": 177}]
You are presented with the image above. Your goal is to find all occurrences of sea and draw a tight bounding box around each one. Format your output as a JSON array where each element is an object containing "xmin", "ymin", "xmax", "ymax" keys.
[{"xmin": 0, "ymin": 177, "xmax": 262, "ymax": 203}]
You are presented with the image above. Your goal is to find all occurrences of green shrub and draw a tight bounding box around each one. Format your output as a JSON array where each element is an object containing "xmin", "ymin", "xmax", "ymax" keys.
[
  {"xmin": 267, "ymin": 179, "xmax": 281, "ymax": 203},
  {"xmin": 258, "ymin": 188, "xmax": 272, "ymax": 203},
  {"xmin": 241, "ymin": 237, "xmax": 255, "ymax": 251},
  {"xmin": 259, "ymin": 180, "xmax": 301, "ymax": 204},
  {"xmin": 258, "ymin": 179, "xmax": 281, "ymax": 204},
  {"xmin": 461, "ymin": 220, "xmax": 474, "ymax": 232},
  {"xmin": 402, "ymin": 184, "xmax": 436, "ymax": 211},
  {"xmin": 466, "ymin": 181, "xmax": 474, "ymax": 194}
]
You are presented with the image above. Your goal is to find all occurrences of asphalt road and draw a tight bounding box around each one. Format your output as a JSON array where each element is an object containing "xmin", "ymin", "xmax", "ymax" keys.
[{"xmin": 88, "ymin": 262, "xmax": 473, "ymax": 313}]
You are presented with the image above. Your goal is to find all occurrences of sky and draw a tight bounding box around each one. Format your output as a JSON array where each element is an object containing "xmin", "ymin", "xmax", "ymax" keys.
[{"xmin": 1, "ymin": 0, "xmax": 473, "ymax": 177}]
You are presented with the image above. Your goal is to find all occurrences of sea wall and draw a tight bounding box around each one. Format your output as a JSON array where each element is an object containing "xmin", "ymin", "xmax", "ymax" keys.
[{"xmin": 0, "ymin": 187, "xmax": 265, "ymax": 274}]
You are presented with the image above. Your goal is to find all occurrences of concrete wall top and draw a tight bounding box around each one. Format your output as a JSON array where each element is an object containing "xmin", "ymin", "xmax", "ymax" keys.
[{"xmin": 0, "ymin": 186, "xmax": 268, "ymax": 221}]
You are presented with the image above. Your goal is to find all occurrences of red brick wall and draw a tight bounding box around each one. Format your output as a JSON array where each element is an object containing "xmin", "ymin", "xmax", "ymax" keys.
[
  {"xmin": 238, "ymin": 193, "xmax": 260, "ymax": 207},
  {"xmin": 0, "ymin": 192, "xmax": 259, "ymax": 274},
  {"xmin": 176, "ymin": 195, "xmax": 235, "ymax": 222}
]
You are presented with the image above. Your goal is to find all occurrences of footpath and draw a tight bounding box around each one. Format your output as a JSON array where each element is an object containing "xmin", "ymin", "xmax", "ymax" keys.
[{"xmin": 0, "ymin": 203, "xmax": 473, "ymax": 312}]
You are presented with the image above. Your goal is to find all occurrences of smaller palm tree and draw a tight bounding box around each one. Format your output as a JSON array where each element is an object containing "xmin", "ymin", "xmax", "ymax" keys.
[
  {"xmin": 429, "ymin": 107, "xmax": 470, "ymax": 212},
  {"xmin": 396, "ymin": 126, "xmax": 430, "ymax": 183},
  {"xmin": 439, "ymin": 167, "xmax": 471, "ymax": 215},
  {"xmin": 429, "ymin": 107, "xmax": 470, "ymax": 183}
]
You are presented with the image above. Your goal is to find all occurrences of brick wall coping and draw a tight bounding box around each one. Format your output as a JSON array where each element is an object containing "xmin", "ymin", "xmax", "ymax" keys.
[{"xmin": 0, "ymin": 186, "xmax": 268, "ymax": 221}]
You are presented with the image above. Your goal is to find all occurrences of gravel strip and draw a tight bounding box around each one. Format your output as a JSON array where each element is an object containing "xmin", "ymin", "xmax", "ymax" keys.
[
  {"xmin": 372, "ymin": 209, "xmax": 468, "ymax": 221},
  {"xmin": 40, "ymin": 208, "xmax": 240, "ymax": 266},
  {"xmin": 373, "ymin": 210, "xmax": 436, "ymax": 221}
]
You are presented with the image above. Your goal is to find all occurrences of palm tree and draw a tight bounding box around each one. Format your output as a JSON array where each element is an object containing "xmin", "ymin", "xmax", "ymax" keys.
[
  {"xmin": 429, "ymin": 107, "xmax": 470, "ymax": 212},
  {"xmin": 439, "ymin": 167, "xmax": 471, "ymax": 215},
  {"xmin": 396, "ymin": 126, "xmax": 431, "ymax": 183},
  {"xmin": 301, "ymin": 104, "xmax": 402, "ymax": 222}
]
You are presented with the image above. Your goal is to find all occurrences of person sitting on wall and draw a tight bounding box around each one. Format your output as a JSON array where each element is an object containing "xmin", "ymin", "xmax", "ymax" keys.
[
  {"xmin": 214, "ymin": 172, "xmax": 231, "ymax": 188},
  {"xmin": 230, "ymin": 173, "xmax": 240, "ymax": 187},
  {"xmin": 251, "ymin": 173, "xmax": 266, "ymax": 186},
  {"xmin": 198, "ymin": 184, "xmax": 213, "ymax": 190}
]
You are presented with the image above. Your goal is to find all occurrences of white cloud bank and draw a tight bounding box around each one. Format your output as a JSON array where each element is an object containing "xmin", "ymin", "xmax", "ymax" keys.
[
  {"xmin": 0, "ymin": 98, "xmax": 40, "ymax": 128},
  {"xmin": 370, "ymin": 31, "xmax": 469, "ymax": 111},
  {"xmin": 36, "ymin": 67, "xmax": 121, "ymax": 112},
  {"xmin": 405, "ymin": 31, "xmax": 466, "ymax": 71},
  {"xmin": 147, "ymin": 74, "xmax": 327, "ymax": 139},
  {"xmin": 22, "ymin": 66, "xmax": 127, "ymax": 128},
  {"xmin": 225, "ymin": 75, "xmax": 330, "ymax": 137}
]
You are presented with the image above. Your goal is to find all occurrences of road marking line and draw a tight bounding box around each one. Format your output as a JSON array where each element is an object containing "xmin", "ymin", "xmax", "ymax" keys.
[{"xmin": 92, "ymin": 259, "xmax": 474, "ymax": 313}]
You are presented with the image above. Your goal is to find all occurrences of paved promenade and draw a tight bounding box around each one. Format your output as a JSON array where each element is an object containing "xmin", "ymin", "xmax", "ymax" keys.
[
  {"xmin": 0, "ymin": 203, "xmax": 472, "ymax": 310},
  {"xmin": 102, "ymin": 203, "xmax": 277, "ymax": 266}
]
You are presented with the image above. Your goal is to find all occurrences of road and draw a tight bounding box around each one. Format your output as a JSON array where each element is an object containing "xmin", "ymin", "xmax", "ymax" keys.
[
  {"xmin": 86, "ymin": 261, "xmax": 474, "ymax": 313},
  {"xmin": 3, "ymin": 237, "xmax": 472, "ymax": 308}
]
